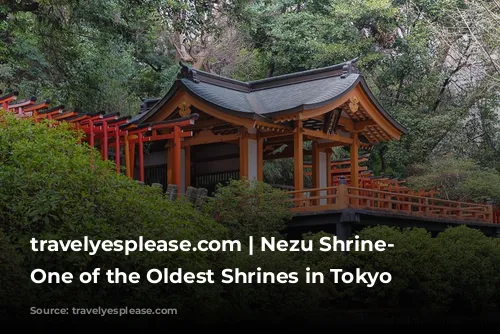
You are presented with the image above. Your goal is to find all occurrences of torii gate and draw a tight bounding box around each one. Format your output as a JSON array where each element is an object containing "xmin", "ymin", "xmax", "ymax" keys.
[{"xmin": 0, "ymin": 90, "xmax": 197, "ymax": 194}]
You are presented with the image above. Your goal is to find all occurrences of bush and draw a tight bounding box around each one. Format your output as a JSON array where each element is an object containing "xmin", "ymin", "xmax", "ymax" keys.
[
  {"xmin": 300, "ymin": 225, "xmax": 500, "ymax": 315},
  {"xmin": 0, "ymin": 112, "xmax": 227, "ymax": 315},
  {"xmin": 0, "ymin": 229, "xmax": 29, "ymax": 318},
  {"xmin": 427, "ymin": 225, "xmax": 500, "ymax": 312},
  {"xmin": 208, "ymin": 178, "xmax": 292, "ymax": 240},
  {"xmin": 407, "ymin": 156, "xmax": 500, "ymax": 203},
  {"xmin": 341, "ymin": 226, "xmax": 435, "ymax": 308}
]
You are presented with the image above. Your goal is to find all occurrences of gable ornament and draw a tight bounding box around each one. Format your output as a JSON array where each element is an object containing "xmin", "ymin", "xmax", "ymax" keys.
[
  {"xmin": 349, "ymin": 96, "xmax": 359, "ymax": 113},
  {"xmin": 178, "ymin": 101, "xmax": 191, "ymax": 117}
]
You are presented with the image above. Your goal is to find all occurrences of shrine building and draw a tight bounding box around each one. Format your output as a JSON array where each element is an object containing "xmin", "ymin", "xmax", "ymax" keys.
[{"xmin": 127, "ymin": 58, "xmax": 407, "ymax": 196}]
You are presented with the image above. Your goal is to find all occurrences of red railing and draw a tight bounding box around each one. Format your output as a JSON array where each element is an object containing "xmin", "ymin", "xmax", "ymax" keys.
[
  {"xmin": 286, "ymin": 186, "xmax": 341, "ymax": 212},
  {"xmin": 494, "ymin": 208, "xmax": 500, "ymax": 224},
  {"xmin": 287, "ymin": 185, "xmax": 496, "ymax": 224}
]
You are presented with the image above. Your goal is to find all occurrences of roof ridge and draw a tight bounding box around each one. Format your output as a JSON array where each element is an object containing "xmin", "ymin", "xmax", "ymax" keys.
[
  {"xmin": 249, "ymin": 57, "xmax": 359, "ymax": 87},
  {"xmin": 177, "ymin": 57, "xmax": 359, "ymax": 91}
]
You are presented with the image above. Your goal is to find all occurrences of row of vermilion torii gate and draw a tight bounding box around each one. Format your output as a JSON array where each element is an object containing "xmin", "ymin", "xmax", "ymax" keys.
[{"xmin": 0, "ymin": 90, "xmax": 198, "ymax": 194}]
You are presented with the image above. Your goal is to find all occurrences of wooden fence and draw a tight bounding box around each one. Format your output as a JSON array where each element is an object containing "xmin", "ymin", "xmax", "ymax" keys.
[{"xmin": 287, "ymin": 183, "xmax": 496, "ymax": 224}]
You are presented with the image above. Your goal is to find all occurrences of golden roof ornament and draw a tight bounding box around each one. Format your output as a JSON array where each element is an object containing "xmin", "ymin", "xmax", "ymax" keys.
[
  {"xmin": 349, "ymin": 96, "xmax": 359, "ymax": 113},
  {"xmin": 178, "ymin": 101, "xmax": 191, "ymax": 117}
]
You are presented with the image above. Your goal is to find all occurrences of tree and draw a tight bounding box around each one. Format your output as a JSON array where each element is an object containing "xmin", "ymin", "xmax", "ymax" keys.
[{"xmin": 407, "ymin": 155, "xmax": 500, "ymax": 203}]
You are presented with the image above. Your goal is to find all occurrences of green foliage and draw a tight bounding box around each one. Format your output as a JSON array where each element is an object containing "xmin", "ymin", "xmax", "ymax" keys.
[
  {"xmin": 0, "ymin": 1, "xmax": 179, "ymax": 114},
  {"xmin": 221, "ymin": 248, "xmax": 333, "ymax": 322},
  {"xmin": 208, "ymin": 179, "xmax": 293, "ymax": 240},
  {"xmin": 1, "ymin": 0, "xmax": 500, "ymax": 322},
  {"xmin": 428, "ymin": 226, "xmax": 500, "ymax": 312},
  {"xmin": 263, "ymin": 157, "xmax": 296, "ymax": 186},
  {"xmin": 407, "ymin": 156, "xmax": 500, "ymax": 203},
  {"xmin": 302, "ymin": 225, "xmax": 500, "ymax": 313},
  {"xmin": 0, "ymin": 229, "xmax": 28, "ymax": 317},
  {"xmin": 0, "ymin": 112, "xmax": 226, "ymax": 313},
  {"xmin": 342, "ymin": 226, "xmax": 436, "ymax": 308},
  {"xmin": 232, "ymin": 0, "xmax": 500, "ymax": 181}
]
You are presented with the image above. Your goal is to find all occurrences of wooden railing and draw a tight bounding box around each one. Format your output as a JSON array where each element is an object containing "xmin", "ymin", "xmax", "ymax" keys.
[
  {"xmin": 287, "ymin": 184, "xmax": 496, "ymax": 224},
  {"xmin": 286, "ymin": 186, "xmax": 341, "ymax": 212},
  {"xmin": 494, "ymin": 208, "xmax": 500, "ymax": 224}
]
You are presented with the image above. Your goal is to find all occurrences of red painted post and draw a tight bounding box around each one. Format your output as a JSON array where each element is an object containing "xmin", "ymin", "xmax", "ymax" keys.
[
  {"xmin": 115, "ymin": 126, "xmax": 120, "ymax": 174},
  {"xmin": 102, "ymin": 120, "xmax": 108, "ymax": 160},
  {"xmin": 138, "ymin": 132, "xmax": 144, "ymax": 182},
  {"xmin": 89, "ymin": 119, "xmax": 94, "ymax": 147},
  {"xmin": 174, "ymin": 126, "xmax": 181, "ymax": 193}
]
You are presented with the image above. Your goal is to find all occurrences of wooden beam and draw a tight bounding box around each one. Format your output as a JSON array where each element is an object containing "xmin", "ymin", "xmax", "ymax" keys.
[
  {"xmin": 182, "ymin": 129, "xmax": 240, "ymax": 147},
  {"xmin": 185, "ymin": 118, "xmax": 228, "ymax": 130},
  {"xmin": 147, "ymin": 90, "xmax": 188, "ymax": 122},
  {"xmin": 354, "ymin": 85, "xmax": 402, "ymax": 140},
  {"xmin": 253, "ymin": 120, "xmax": 292, "ymax": 131},
  {"xmin": 354, "ymin": 119, "xmax": 376, "ymax": 131},
  {"xmin": 294, "ymin": 120, "xmax": 304, "ymax": 197},
  {"xmin": 150, "ymin": 91, "xmax": 254, "ymax": 128},
  {"xmin": 297, "ymin": 90, "xmax": 356, "ymax": 121},
  {"xmin": 130, "ymin": 131, "xmax": 192, "ymax": 143},
  {"xmin": 302, "ymin": 128, "xmax": 353, "ymax": 145},
  {"xmin": 336, "ymin": 117, "xmax": 354, "ymax": 132},
  {"xmin": 258, "ymin": 130, "xmax": 294, "ymax": 139}
]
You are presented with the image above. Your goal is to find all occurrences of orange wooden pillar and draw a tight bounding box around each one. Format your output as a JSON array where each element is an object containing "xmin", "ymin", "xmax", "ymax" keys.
[
  {"xmin": 138, "ymin": 133, "xmax": 145, "ymax": 182},
  {"xmin": 125, "ymin": 135, "xmax": 135, "ymax": 179},
  {"xmin": 311, "ymin": 141, "xmax": 319, "ymax": 205},
  {"xmin": 239, "ymin": 128, "xmax": 248, "ymax": 179},
  {"xmin": 102, "ymin": 120, "xmax": 108, "ymax": 160},
  {"xmin": 125, "ymin": 136, "xmax": 131, "ymax": 177},
  {"xmin": 166, "ymin": 143, "xmax": 173, "ymax": 185},
  {"xmin": 173, "ymin": 126, "xmax": 181, "ymax": 193},
  {"xmin": 130, "ymin": 138, "xmax": 136, "ymax": 179},
  {"xmin": 114, "ymin": 126, "xmax": 120, "ymax": 174},
  {"xmin": 294, "ymin": 120, "xmax": 304, "ymax": 199},
  {"xmin": 326, "ymin": 149, "xmax": 333, "ymax": 204},
  {"xmin": 89, "ymin": 119, "xmax": 95, "ymax": 147}
]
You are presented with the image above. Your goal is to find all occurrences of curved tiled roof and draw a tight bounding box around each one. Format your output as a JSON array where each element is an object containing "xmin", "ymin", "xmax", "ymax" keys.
[
  {"xmin": 135, "ymin": 58, "xmax": 407, "ymax": 134},
  {"xmin": 180, "ymin": 73, "xmax": 359, "ymax": 115}
]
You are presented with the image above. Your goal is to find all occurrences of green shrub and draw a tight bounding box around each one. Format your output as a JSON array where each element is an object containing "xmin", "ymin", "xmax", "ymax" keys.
[
  {"xmin": 208, "ymin": 178, "xmax": 292, "ymax": 240},
  {"xmin": 427, "ymin": 225, "xmax": 500, "ymax": 312},
  {"xmin": 407, "ymin": 156, "xmax": 500, "ymax": 203},
  {"xmin": 0, "ymin": 229, "xmax": 29, "ymax": 317},
  {"xmin": 341, "ymin": 226, "xmax": 435, "ymax": 308},
  {"xmin": 0, "ymin": 112, "xmax": 227, "ymax": 314}
]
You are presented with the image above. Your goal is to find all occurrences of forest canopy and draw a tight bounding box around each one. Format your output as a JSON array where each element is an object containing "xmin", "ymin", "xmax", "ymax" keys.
[{"xmin": 0, "ymin": 0, "xmax": 499, "ymax": 190}]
